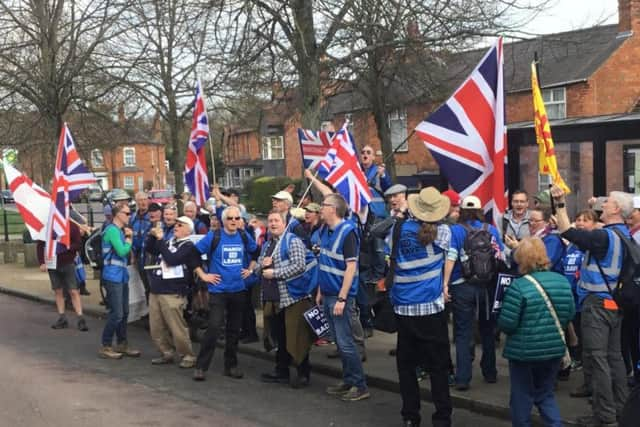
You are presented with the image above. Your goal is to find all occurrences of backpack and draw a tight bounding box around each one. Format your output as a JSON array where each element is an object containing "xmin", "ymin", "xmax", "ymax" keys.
[
  {"xmin": 460, "ymin": 223, "xmax": 498, "ymax": 285},
  {"xmin": 207, "ymin": 228, "xmax": 255, "ymax": 261},
  {"xmin": 595, "ymin": 228, "xmax": 640, "ymax": 312},
  {"xmin": 84, "ymin": 228, "xmax": 104, "ymax": 270}
]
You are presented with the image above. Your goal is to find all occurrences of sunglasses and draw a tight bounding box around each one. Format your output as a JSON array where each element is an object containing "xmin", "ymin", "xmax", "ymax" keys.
[
  {"xmin": 361, "ymin": 150, "xmax": 373, "ymax": 155},
  {"xmin": 175, "ymin": 223, "xmax": 185, "ymax": 227},
  {"xmin": 226, "ymin": 216, "xmax": 242, "ymax": 221},
  {"xmin": 121, "ymin": 211, "xmax": 131, "ymax": 216}
]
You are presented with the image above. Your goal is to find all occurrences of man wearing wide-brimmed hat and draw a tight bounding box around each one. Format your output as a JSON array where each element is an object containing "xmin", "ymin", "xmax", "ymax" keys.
[
  {"xmin": 392, "ymin": 187, "xmax": 453, "ymax": 427},
  {"xmin": 443, "ymin": 195, "xmax": 504, "ymax": 392}
]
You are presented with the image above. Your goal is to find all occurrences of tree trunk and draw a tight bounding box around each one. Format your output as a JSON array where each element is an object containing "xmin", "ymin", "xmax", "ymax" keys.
[
  {"xmin": 292, "ymin": 0, "xmax": 321, "ymax": 130},
  {"xmin": 367, "ymin": 64, "xmax": 397, "ymax": 181}
]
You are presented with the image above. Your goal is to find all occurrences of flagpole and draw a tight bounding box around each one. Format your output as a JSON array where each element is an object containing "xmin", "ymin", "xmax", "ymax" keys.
[
  {"xmin": 198, "ymin": 78, "xmax": 217, "ymax": 187},
  {"xmin": 534, "ymin": 51, "xmax": 557, "ymax": 214}
]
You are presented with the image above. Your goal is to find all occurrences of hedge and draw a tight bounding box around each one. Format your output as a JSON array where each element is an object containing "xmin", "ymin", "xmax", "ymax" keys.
[{"xmin": 243, "ymin": 176, "xmax": 303, "ymax": 214}]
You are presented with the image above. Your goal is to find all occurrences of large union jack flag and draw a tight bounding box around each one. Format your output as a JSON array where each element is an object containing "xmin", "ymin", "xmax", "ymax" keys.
[
  {"xmin": 45, "ymin": 123, "xmax": 96, "ymax": 267},
  {"xmin": 416, "ymin": 38, "xmax": 507, "ymax": 220},
  {"xmin": 184, "ymin": 80, "xmax": 210, "ymax": 207},
  {"xmin": 297, "ymin": 128, "xmax": 334, "ymax": 173},
  {"xmin": 321, "ymin": 125, "xmax": 372, "ymax": 213}
]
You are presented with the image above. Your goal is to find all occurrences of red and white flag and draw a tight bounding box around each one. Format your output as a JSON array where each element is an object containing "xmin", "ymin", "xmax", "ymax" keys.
[{"xmin": 2, "ymin": 160, "xmax": 51, "ymax": 241}]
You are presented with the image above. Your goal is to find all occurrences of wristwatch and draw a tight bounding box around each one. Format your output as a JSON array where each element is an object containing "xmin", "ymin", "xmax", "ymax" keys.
[
  {"xmin": 337, "ymin": 297, "xmax": 347, "ymax": 303},
  {"xmin": 556, "ymin": 202, "xmax": 566, "ymax": 209}
]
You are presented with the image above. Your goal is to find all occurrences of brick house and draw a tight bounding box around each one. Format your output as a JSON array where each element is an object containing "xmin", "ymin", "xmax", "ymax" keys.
[
  {"xmin": 88, "ymin": 112, "xmax": 168, "ymax": 192},
  {"xmin": 223, "ymin": 0, "xmax": 640, "ymax": 214}
]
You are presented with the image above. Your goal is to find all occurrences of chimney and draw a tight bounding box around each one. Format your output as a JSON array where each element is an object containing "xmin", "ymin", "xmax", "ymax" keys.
[{"xmin": 619, "ymin": 0, "xmax": 640, "ymax": 34}]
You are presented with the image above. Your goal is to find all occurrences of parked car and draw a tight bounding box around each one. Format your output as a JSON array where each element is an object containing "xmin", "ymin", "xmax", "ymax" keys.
[
  {"xmin": 149, "ymin": 189, "xmax": 174, "ymax": 205},
  {"xmin": 1, "ymin": 190, "xmax": 14, "ymax": 204},
  {"xmin": 87, "ymin": 187, "xmax": 103, "ymax": 202}
]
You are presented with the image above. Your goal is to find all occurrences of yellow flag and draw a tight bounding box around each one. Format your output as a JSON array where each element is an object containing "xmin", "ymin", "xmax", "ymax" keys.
[{"xmin": 531, "ymin": 62, "xmax": 570, "ymax": 193}]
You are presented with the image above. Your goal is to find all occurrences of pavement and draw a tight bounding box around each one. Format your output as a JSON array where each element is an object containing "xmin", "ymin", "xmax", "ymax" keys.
[{"xmin": 0, "ymin": 262, "xmax": 592, "ymax": 426}]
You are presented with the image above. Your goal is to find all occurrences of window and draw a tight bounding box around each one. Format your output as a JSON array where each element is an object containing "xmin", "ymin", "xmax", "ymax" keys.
[
  {"xmin": 542, "ymin": 87, "xmax": 566, "ymax": 120},
  {"xmin": 389, "ymin": 109, "xmax": 408, "ymax": 152},
  {"xmin": 123, "ymin": 176, "xmax": 134, "ymax": 190},
  {"xmin": 262, "ymin": 136, "xmax": 284, "ymax": 160},
  {"xmin": 321, "ymin": 121, "xmax": 334, "ymax": 132},
  {"xmin": 538, "ymin": 173, "xmax": 552, "ymax": 192},
  {"xmin": 91, "ymin": 149, "xmax": 104, "ymax": 168},
  {"xmin": 123, "ymin": 147, "xmax": 135, "ymax": 166}
]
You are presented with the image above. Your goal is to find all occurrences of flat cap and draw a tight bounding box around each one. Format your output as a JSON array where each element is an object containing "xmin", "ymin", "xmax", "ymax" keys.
[{"xmin": 384, "ymin": 184, "xmax": 407, "ymax": 197}]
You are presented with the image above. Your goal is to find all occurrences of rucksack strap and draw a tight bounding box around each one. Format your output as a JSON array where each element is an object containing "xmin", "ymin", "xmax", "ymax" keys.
[{"xmin": 386, "ymin": 217, "xmax": 406, "ymax": 290}]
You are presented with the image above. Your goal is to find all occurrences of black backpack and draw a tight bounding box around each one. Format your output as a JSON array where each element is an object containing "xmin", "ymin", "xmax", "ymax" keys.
[
  {"xmin": 595, "ymin": 228, "xmax": 640, "ymax": 312},
  {"xmin": 207, "ymin": 228, "xmax": 256, "ymax": 262},
  {"xmin": 460, "ymin": 223, "xmax": 498, "ymax": 285},
  {"xmin": 84, "ymin": 228, "xmax": 104, "ymax": 270}
]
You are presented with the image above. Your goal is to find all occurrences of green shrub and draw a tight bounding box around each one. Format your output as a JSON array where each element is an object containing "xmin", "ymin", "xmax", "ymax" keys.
[{"xmin": 244, "ymin": 176, "xmax": 303, "ymax": 214}]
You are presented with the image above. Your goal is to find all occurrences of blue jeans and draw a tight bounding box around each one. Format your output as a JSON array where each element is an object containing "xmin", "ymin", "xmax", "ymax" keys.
[
  {"xmin": 451, "ymin": 282, "xmax": 497, "ymax": 385},
  {"xmin": 323, "ymin": 295, "xmax": 367, "ymax": 390},
  {"xmin": 509, "ymin": 359, "xmax": 562, "ymax": 427},
  {"xmin": 101, "ymin": 280, "xmax": 129, "ymax": 346}
]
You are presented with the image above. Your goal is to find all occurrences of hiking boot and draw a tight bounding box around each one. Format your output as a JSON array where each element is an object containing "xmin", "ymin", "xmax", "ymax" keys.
[
  {"xmin": 179, "ymin": 356, "xmax": 196, "ymax": 369},
  {"xmin": 99, "ymin": 346, "xmax": 123, "ymax": 360},
  {"xmin": 326, "ymin": 382, "xmax": 351, "ymax": 396},
  {"xmin": 260, "ymin": 371, "xmax": 290, "ymax": 384},
  {"xmin": 77, "ymin": 317, "xmax": 88, "ymax": 332},
  {"xmin": 51, "ymin": 316, "xmax": 68, "ymax": 329},
  {"xmin": 340, "ymin": 386, "xmax": 370, "ymax": 401},
  {"xmin": 79, "ymin": 288, "xmax": 91, "ymax": 296},
  {"xmin": 151, "ymin": 353, "xmax": 175, "ymax": 365},
  {"xmin": 224, "ymin": 367, "xmax": 244, "ymax": 379},
  {"xmin": 114, "ymin": 342, "xmax": 141, "ymax": 358},
  {"xmin": 290, "ymin": 375, "xmax": 310, "ymax": 389}
]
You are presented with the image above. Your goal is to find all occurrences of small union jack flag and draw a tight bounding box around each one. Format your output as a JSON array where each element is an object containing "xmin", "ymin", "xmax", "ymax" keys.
[
  {"xmin": 297, "ymin": 128, "xmax": 334, "ymax": 174},
  {"xmin": 321, "ymin": 125, "xmax": 372, "ymax": 213},
  {"xmin": 45, "ymin": 123, "xmax": 96, "ymax": 267},
  {"xmin": 416, "ymin": 38, "xmax": 507, "ymax": 221},
  {"xmin": 184, "ymin": 80, "xmax": 210, "ymax": 207}
]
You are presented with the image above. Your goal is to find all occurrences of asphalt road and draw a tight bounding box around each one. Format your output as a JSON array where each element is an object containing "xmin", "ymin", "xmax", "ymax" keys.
[{"xmin": 0, "ymin": 294, "xmax": 512, "ymax": 427}]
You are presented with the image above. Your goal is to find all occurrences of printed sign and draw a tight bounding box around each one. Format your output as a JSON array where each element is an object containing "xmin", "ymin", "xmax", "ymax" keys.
[
  {"xmin": 492, "ymin": 273, "xmax": 516, "ymax": 314},
  {"xmin": 303, "ymin": 305, "xmax": 331, "ymax": 338},
  {"xmin": 221, "ymin": 244, "xmax": 243, "ymax": 266}
]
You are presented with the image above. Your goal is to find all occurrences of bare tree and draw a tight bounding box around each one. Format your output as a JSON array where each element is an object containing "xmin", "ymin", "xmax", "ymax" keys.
[
  {"xmin": 0, "ymin": 0, "xmax": 135, "ymax": 182},
  {"xmin": 112, "ymin": 0, "xmax": 223, "ymax": 194},
  {"xmin": 328, "ymin": 0, "xmax": 553, "ymax": 179}
]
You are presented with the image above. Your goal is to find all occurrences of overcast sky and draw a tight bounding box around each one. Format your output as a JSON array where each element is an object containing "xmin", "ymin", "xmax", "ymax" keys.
[{"xmin": 521, "ymin": 0, "xmax": 618, "ymax": 35}]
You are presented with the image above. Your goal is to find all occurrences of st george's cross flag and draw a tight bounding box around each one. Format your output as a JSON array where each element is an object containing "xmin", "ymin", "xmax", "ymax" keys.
[
  {"xmin": 184, "ymin": 80, "xmax": 210, "ymax": 207},
  {"xmin": 416, "ymin": 38, "xmax": 508, "ymax": 220},
  {"xmin": 2, "ymin": 160, "xmax": 51, "ymax": 241},
  {"xmin": 45, "ymin": 123, "xmax": 96, "ymax": 268}
]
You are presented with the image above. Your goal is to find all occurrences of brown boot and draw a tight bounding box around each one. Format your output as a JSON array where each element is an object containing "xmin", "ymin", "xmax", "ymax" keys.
[
  {"xmin": 99, "ymin": 346, "xmax": 123, "ymax": 360},
  {"xmin": 114, "ymin": 342, "xmax": 141, "ymax": 358}
]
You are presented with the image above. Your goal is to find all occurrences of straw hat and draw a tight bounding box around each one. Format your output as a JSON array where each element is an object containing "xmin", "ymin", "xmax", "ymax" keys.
[{"xmin": 407, "ymin": 187, "xmax": 450, "ymax": 223}]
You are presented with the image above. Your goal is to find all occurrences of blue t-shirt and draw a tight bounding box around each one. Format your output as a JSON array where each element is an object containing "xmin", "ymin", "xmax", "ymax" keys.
[{"xmin": 195, "ymin": 229, "xmax": 258, "ymax": 294}]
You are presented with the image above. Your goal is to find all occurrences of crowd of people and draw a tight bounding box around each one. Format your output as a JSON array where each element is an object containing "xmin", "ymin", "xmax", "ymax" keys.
[{"xmin": 35, "ymin": 145, "xmax": 640, "ymax": 427}]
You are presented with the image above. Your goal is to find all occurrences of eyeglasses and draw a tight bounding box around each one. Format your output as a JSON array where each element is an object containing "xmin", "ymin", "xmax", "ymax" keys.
[
  {"xmin": 121, "ymin": 211, "xmax": 131, "ymax": 216},
  {"xmin": 226, "ymin": 216, "xmax": 242, "ymax": 221},
  {"xmin": 361, "ymin": 150, "xmax": 373, "ymax": 155},
  {"xmin": 529, "ymin": 218, "xmax": 544, "ymax": 223}
]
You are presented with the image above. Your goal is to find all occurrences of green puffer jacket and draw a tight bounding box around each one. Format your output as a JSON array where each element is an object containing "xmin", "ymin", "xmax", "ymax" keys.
[{"xmin": 498, "ymin": 270, "xmax": 575, "ymax": 362}]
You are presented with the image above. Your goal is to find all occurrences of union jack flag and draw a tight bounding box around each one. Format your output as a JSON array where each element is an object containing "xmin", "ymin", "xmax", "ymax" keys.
[
  {"xmin": 45, "ymin": 123, "xmax": 96, "ymax": 267},
  {"xmin": 297, "ymin": 128, "xmax": 334, "ymax": 174},
  {"xmin": 321, "ymin": 125, "xmax": 372, "ymax": 213},
  {"xmin": 416, "ymin": 38, "xmax": 507, "ymax": 220},
  {"xmin": 184, "ymin": 80, "xmax": 210, "ymax": 207}
]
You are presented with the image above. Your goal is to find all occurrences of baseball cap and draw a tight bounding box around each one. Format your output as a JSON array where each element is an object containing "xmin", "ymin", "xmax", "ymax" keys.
[
  {"xmin": 442, "ymin": 189, "xmax": 461, "ymax": 207},
  {"xmin": 148, "ymin": 202, "xmax": 163, "ymax": 212},
  {"xmin": 176, "ymin": 216, "xmax": 194, "ymax": 232},
  {"xmin": 461, "ymin": 195, "xmax": 482, "ymax": 209},
  {"xmin": 111, "ymin": 189, "xmax": 131, "ymax": 201},
  {"xmin": 305, "ymin": 202, "xmax": 321, "ymax": 213},
  {"xmin": 272, "ymin": 190, "xmax": 293, "ymax": 204}
]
